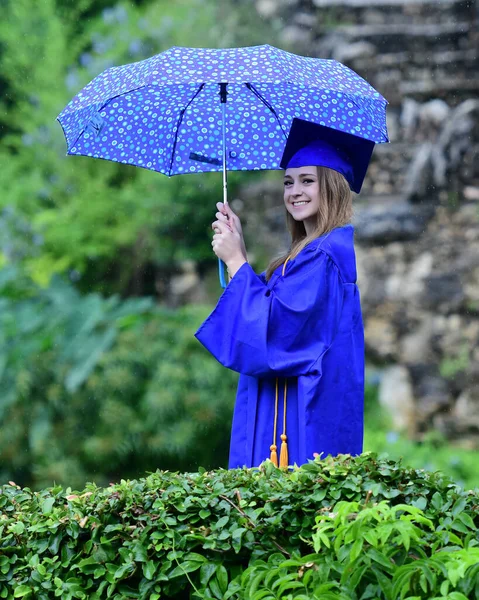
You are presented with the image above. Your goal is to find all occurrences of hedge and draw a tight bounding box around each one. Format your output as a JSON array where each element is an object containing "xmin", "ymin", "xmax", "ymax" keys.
[{"xmin": 1, "ymin": 453, "xmax": 478, "ymax": 599}]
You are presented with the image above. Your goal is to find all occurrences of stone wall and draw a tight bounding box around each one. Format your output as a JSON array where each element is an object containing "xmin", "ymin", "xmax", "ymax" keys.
[{"xmin": 242, "ymin": 0, "xmax": 479, "ymax": 444}]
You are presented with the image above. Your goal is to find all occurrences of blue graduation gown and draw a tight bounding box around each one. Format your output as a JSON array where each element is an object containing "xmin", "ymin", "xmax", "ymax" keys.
[{"xmin": 195, "ymin": 224, "xmax": 364, "ymax": 468}]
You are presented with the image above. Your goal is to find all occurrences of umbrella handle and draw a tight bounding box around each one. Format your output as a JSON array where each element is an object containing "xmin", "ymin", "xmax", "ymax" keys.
[{"xmin": 219, "ymin": 258, "xmax": 227, "ymax": 288}]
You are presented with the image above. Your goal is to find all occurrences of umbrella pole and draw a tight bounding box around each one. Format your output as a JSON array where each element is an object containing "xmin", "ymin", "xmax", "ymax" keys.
[
  {"xmin": 222, "ymin": 103, "xmax": 228, "ymax": 208},
  {"xmin": 218, "ymin": 83, "xmax": 228, "ymax": 288}
]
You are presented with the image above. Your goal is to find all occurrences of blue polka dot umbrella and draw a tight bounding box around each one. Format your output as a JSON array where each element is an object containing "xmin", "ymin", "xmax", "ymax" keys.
[{"xmin": 57, "ymin": 44, "xmax": 389, "ymax": 287}]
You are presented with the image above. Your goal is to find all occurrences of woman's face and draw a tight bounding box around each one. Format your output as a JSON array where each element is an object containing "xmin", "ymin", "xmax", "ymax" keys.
[{"xmin": 283, "ymin": 166, "xmax": 320, "ymax": 231}]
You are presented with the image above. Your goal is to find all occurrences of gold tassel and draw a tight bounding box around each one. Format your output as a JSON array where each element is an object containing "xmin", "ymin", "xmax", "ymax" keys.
[
  {"xmin": 280, "ymin": 378, "xmax": 288, "ymax": 468},
  {"xmin": 279, "ymin": 434, "xmax": 288, "ymax": 467},
  {"xmin": 267, "ymin": 260, "xmax": 291, "ymax": 469},
  {"xmin": 268, "ymin": 378, "xmax": 280, "ymax": 467},
  {"xmin": 270, "ymin": 444, "xmax": 278, "ymax": 467}
]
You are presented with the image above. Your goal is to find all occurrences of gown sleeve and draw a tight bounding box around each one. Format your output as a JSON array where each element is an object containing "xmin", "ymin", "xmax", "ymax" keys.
[{"xmin": 194, "ymin": 251, "xmax": 344, "ymax": 378}]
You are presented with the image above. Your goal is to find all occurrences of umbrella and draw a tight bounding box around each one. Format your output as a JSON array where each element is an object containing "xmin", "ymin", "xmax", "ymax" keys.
[{"xmin": 57, "ymin": 44, "xmax": 389, "ymax": 287}]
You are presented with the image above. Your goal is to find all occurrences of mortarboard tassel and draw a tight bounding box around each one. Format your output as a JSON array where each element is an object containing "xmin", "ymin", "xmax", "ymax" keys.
[
  {"xmin": 280, "ymin": 379, "xmax": 288, "ymax": 468},
  {"xmin": 269, "ymin": 257, "xmax": 291, "ymax": 468},
  {"xmin": 270, "ymin": 444, "xmax": 278, "ymax": 466},
  {"xmin": 270, "ymin": 377, "xmax": 280, "ymax": 466},
  {"xmin": 280, "ymin": 434, "xmax": 288, "ymax": 467}
]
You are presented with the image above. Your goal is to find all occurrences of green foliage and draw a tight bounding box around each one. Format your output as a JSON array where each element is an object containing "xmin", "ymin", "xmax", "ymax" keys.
[
  {"xmin": 1, "ymin": 454, "xmax": 478, "ymax": 599},
  {"xmin": 0, "ymin": 265, "xmax": 237, "ymax": 489},
  {"xmin": 365, "ymin": 427, "xmax": 479, "ymax": 493},
  {"xmin": 0, "ymin": 0, "xmax": 282, "ymax": 294},
  {"xmin": 363, "ymin": 383, "xmax": 479, "ymax": 490}
]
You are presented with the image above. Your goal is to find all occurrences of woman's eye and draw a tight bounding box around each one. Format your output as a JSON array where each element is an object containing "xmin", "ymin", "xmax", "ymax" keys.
[
  {"xmin": 302, "ymin": 178, "xmax": 314, "ymax": 184},
  {"xmin": 284, "ymin": 181, "xmax": 292, "ymax": 187}
]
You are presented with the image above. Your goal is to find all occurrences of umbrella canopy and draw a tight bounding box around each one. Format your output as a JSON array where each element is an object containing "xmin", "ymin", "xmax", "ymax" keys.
[{"xmin": 57, "ymin": 44, "xmax": 388, "ymax": 177}]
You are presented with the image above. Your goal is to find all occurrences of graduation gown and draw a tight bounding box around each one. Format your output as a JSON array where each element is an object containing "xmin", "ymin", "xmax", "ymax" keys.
[{"xmin": 195, "ymin": 224, "xmax": 364, "ymax": 468}]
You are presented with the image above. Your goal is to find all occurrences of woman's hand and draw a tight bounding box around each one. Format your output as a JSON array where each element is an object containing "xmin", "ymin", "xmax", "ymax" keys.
[
  {"xmin": 214, "ymin": 202, "xmax": 247, "ymax": 260},
  {"xmin": 211, "ymin": 203, "xmax": 247, "ymax": 277}
]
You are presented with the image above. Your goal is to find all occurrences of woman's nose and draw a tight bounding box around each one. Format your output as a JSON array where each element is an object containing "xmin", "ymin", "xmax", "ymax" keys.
[{"xmin": 290, "ymin": 181, "xmax": 302, "ymax": 195}]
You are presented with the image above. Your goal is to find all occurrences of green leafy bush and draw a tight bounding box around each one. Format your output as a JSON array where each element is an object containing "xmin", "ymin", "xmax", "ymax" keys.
[{"xmin": 1, "ymin": 454, "xmax": 478, "ymax": 599}]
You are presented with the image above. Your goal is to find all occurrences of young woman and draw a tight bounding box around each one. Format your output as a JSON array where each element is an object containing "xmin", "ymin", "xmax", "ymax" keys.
[{"xmin": 195, "ymin": 123, "xmax": 366, "ymax": 469}]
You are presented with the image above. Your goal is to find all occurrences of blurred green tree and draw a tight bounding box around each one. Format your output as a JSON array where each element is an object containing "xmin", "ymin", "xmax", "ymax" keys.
[
  {"xmin": 0, "ymin": 0, "xmax": 283, "ymax": 490},
  {"xmin": 0, "ymin": 264, "xmax": 238, "ymax": 489},
  {"xmin": 0, "ymin": 0, "xmax": 281, "ymax": 296}
]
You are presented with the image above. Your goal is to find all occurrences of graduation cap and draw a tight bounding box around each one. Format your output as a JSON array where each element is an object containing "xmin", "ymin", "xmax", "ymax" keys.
[{"xmin": 280, "ymin": 118, "xmax": 375, "ymax": 193}]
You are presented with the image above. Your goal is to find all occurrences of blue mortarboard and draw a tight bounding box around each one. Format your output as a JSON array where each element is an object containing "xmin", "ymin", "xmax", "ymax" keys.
[{"xmin": 280, "ymin": 118, "xmax": 376, "ymax": 193}]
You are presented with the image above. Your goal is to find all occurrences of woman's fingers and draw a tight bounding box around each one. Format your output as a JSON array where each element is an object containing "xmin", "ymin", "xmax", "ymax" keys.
[
  {"xmin": 223, "ymin": 202, "xmax": 242, "ymax": 231},
  {"xmin": 216, "ymin": 202, "xmax": 242, "ymax": 229},
  {"xmin": 226, "ymin": 203, "xmax": 237, "ymax": 220},
  {"xmin": 217, "ymin": 201, "xmax": 235, "ymax": 220},
  {"xmin": 216, "ymin": 203, "xmax": 233, "ymax": 229},
  {"xmin": 211, "ymin": 219, "xmax": 231, "ymax": 235},
  {"xmin": 220, "ymin": 204, "xmax": 238, "ymax": 230},
  {"xmin": 215, "ymin": 212, "xmax": 232, "ymax": 229},
  {"xmin": 222, "ymin": 202, "xmax": 232, "ymax": 218},
  {"xmin": 211, "ymin": 232, "xmax": 223, "ymax": 255}
]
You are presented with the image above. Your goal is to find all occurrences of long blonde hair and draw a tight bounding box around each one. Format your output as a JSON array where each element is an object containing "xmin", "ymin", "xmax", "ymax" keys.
[{"xmin": 265, "ymin": 166, "xmax": 353, "ymax": 281}]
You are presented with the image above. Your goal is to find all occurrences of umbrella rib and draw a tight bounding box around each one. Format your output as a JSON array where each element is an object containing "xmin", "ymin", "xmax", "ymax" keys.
[
  {"xmin": 168, "ymin": 83, "xmax": 205, "ymax": 175},
  {"xmin": 245, "ymin": 83, "xmax": 288, "ymax": 140}
]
